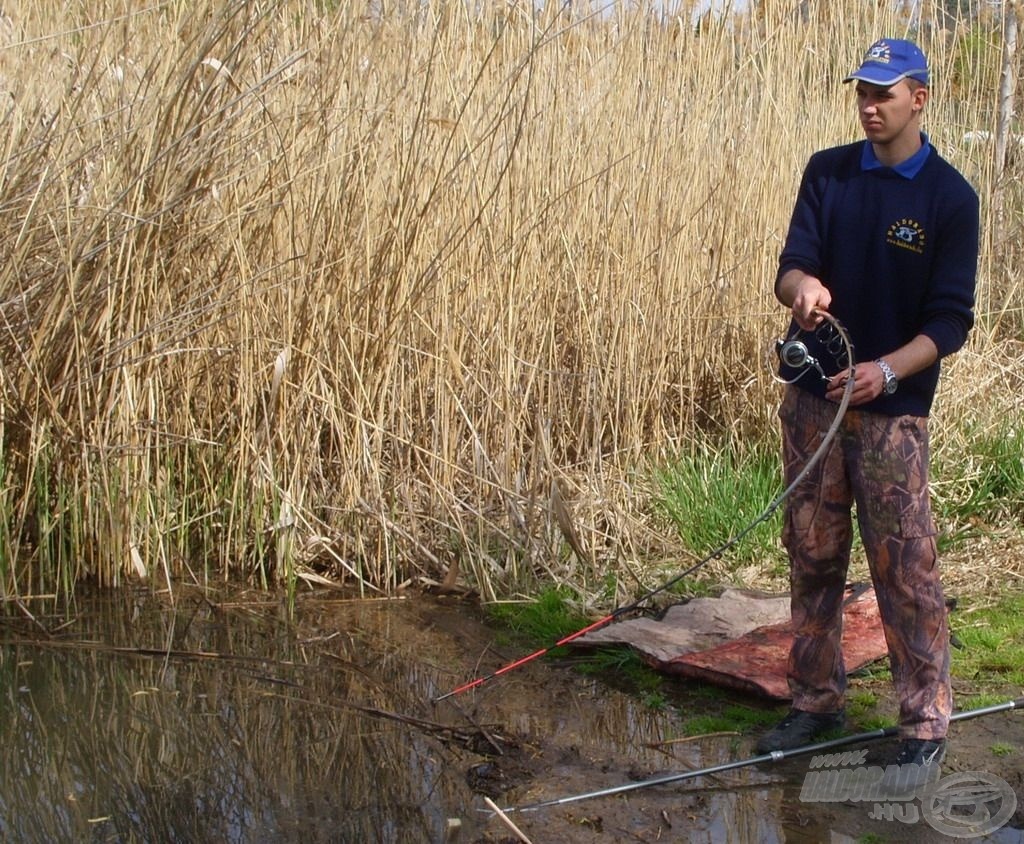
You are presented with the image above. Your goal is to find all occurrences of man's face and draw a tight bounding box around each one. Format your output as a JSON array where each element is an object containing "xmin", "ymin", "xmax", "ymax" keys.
[{"xmin": 855, "ymin": 80, "xmax": 928, "ymax": 146}]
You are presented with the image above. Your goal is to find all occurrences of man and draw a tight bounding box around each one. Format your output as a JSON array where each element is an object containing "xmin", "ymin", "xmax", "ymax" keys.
[{"xmin": 755, "ymin": 38, "xmax": 979, "ymax": 791}]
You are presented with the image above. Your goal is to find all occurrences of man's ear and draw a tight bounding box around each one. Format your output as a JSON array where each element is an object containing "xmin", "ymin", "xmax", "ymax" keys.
[{"xmin": 912, "ymin": 85, "xmax": 929, "ymax": 113}]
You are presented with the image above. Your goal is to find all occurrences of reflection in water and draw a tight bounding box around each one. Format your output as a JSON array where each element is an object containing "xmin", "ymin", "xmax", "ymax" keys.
[
  {"xmin": 0, "ymin": 588, "xmax": 799, "ymax": 842},
  {"xmin": 0, "ymin": 590, "xmax": 474, "ymax": 842}
]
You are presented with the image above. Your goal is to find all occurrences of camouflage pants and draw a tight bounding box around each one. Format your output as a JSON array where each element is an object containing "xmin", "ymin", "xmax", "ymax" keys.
[{"xmin": 780, "ymin": 386, "xmax": 952, "ymax": 740}]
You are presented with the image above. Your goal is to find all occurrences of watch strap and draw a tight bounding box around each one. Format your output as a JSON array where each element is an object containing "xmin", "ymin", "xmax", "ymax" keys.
[{"xmin": 875, "ymin": 358, "xmax": 898, "ymax": 393}]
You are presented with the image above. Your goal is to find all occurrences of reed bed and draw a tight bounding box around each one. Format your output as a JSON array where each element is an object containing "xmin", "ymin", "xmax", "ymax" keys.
[{"xmin": 0, "ymin": 0, "xmax": 1020, "ymax": 604}]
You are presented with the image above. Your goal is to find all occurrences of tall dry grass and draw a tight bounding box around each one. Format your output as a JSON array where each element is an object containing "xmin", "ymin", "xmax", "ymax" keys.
[{"xmin": 0, "ymin": 0, "xmax": 1020, "ymax": 604}]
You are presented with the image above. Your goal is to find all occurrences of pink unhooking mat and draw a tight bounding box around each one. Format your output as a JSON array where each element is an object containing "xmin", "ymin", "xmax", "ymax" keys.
[{"xmin": 574, "ymin": 584, "xmax": 889, "ymax": 700}]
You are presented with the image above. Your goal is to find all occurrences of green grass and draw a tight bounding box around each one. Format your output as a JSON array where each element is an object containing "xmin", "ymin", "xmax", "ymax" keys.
[
  {"xmin": 847, "ymin": 662, "xmax": 892, "ymax": 682},
  {"xmin": 652, "ymin": 443, "xmax": 787, "ymax": 571},
  {"xmin": 990, "ymin": 741, "xmax": 1016, "ymax": 758},
  {"xmin": 680, "ymin": 704, "xmax": 779, "ymax": 737},
  {"xmin": 958, "ymin": 691, "xmax": 1013, "ymax": 709},
  {"xmin": 665, "ymin": 577, "xmax": 722, "ymax": 600},
  {"xmin": 846, "ymin": 690, "xmax": 880, "ymax": 720},
  {"xmin": 652, "ymin": 418, "xmax": 1024, "ymax": 571},
  {"xmin": 486, "ymin": 587, "xmax": 590, "ymax": 649},
  {"xmin": 855, "ymin": 713, "xmax": 898, "ymax": 732},
  {"xmin": 575, "ymin": 647, "xmax": 661, "ymax": 690},
  {"xmin": 934, "ymin": 423, "xmax": 1024, "ymax": 549},
  {"xmin": 577, "ymin": 651, "xmax": 670, "ymax": 711},
  {"xmin": 951, "ymin": 591, "xmax": 1024, "ymax": 689},
  {"xmin": 487, "ymin": 590, "xmax": 673, "ymax": 707}
]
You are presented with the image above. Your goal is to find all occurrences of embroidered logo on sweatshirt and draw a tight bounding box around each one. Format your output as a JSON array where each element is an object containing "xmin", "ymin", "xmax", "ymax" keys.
[{"xmin": 887, "ymin": 218, "xmax": 926, "ymax": 253}]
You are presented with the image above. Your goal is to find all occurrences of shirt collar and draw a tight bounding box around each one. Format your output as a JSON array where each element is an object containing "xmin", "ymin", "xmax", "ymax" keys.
[{"xmin": 860, "ymin": 133, "xmax": 931, "ymax": 178}]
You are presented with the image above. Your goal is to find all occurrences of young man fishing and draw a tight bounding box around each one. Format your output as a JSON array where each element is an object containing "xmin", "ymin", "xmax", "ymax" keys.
[{"xmin": 757, "ymin": 38, "xmax": 980, "ymax": 791}]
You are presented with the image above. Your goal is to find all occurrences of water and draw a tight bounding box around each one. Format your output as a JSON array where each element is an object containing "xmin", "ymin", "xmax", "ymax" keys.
[
  {"xmin": 0, "ymin": 586, "xmax": 1020, "ymax": 842},
  {"xmin": 0, "ymin": 589, "xmax": 469, "ymax": 842}
]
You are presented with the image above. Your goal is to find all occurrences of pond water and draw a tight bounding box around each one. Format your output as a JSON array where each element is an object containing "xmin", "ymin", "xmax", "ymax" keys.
[{"xmin": 1, "ymin": 586, "xmax": 1021, "ymax": 843}]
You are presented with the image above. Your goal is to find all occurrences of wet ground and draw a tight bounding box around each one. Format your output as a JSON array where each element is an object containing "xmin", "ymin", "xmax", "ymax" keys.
[{"xmin": 0, "ymin": 585, "xmax": 1021, "ymax": 843}]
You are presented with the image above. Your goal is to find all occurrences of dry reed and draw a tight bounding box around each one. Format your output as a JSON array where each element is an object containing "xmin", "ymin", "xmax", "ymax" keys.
[{"xmin": 0, "ymin": 0, "xmax": 1019, "ymax": 604}]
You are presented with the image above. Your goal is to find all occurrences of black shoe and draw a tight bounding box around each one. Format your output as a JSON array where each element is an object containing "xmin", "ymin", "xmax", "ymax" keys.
[
  {"xmin": 755, "ymin": 708, "xmax": 845, "ymax": 754},
  {"xmin": 878, "ymin": 739, "xmax": 946, "ymax": 797}
]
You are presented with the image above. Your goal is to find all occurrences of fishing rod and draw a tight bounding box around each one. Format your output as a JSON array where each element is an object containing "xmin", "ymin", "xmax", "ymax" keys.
[
  {"xmin": 498, "ymin": 696, "xmax": 1024, "ymax": 813},
  {"xmin": 433, "ymin": 312, "xmax": 855, "ymax": 704}
]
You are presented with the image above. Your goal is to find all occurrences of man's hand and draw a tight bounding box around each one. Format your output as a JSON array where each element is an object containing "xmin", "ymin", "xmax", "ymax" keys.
[
  {"xmin": 824, "ymin": 363, "xmax": 885, "ymax": 405},
  {"xmin": 826, "ymin": 335, "xmax": 939, "ymax": 405},
  {"xmin": 778, "ymin": 270, "xmax": 831, "ymax": 330}
]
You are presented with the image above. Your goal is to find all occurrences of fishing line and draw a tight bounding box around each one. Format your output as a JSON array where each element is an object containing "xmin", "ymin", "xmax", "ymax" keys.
[
  {"xmin": 433, "ymin": 312, "xmax": 855, "ymax": 704},
  {"xmin": 497, "ymin": 696, "xmax": 1024, "ymax": 813}
]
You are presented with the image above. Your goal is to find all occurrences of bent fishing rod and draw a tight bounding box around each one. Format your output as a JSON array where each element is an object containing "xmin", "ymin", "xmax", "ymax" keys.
[
  {"xmin": 433, "ymin": 312, "xmax": 855, "ymax": 704},
  {"xmin": 497, "ymin": 696, "xmax": 1024, "ymax": 814}
]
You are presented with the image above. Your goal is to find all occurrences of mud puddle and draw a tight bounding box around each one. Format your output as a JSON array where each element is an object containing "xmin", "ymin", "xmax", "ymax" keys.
[{"xmin": 0, "ymin": 586, "xmax": 1021, "ymax": 842}]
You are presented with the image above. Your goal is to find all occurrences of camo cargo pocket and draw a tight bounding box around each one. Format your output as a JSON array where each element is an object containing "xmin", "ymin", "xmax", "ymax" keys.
[{"xmin": 874, "ymin": 494, "xmax": 937, "ymax": 540}]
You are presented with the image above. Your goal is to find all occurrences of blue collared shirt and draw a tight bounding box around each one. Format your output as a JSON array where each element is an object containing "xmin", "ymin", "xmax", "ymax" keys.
[{"xmin": 859, "ymin": 133, "xmax": 931, "ymax": 178}]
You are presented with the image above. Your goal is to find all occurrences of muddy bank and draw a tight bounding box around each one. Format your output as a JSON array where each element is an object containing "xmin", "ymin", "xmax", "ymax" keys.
[{"xmin": 0, "ymin": 587, "xmax": 1021, "ymax": 842}]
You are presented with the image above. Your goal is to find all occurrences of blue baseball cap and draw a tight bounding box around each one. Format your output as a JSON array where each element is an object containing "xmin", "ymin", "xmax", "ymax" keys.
[{"xmin": 843, "ymin": 39, "xmax": 929, "ymax": 86}]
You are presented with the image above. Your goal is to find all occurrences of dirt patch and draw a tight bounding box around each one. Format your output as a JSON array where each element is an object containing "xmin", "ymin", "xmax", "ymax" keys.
[{"xmin": 417, "ymin": 594, "xmax": 1024, "ymax": 843}]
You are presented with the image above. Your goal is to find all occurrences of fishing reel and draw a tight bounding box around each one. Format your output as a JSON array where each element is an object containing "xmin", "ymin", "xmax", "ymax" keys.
[
  {"xmin": 771, "ymin": 320, "xmax": 851, "ymax": 385},
  {"xmin": 773, "ymin": 336, "xmax": 828, "ymax": 383},
  {"xmin": 776, "ymin": 338, "xmax": 817, "ymax": 370}
]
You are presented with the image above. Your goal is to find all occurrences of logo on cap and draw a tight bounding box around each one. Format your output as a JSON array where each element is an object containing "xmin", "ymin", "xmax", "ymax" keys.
[
  {"xmin": 866, "ymin": 42, "xmax": 893, "ymax": 64},
  {"xmin": 844, "ymin": 39, "xmax": 929, "ymax": 86}
]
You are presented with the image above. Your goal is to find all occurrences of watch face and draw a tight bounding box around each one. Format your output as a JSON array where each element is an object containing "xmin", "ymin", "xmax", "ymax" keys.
[{"xmin": 884, "ymin": 377, "xmax": 898, "ymax": 395}]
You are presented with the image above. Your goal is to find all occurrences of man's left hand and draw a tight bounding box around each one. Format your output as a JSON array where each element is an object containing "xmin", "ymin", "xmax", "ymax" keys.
[{"xmin": 825, "ymin": 364, "xmax": 885, "ymax": 405}]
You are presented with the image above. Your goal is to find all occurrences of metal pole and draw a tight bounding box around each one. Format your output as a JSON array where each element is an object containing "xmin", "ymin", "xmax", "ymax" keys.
[{"xmin": 501, "ymin": 697, "xmax": 1024, "ymax": 814}]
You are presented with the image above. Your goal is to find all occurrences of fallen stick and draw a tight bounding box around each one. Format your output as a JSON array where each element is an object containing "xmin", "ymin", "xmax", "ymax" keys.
[{"xmin": 483, "ymin": 797, "xmax": 535, "ymax": 844}]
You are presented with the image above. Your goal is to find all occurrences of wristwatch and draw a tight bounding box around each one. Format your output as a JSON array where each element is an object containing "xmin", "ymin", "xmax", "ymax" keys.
[{"xmin": 875, "ymin": 359, "xmax": 898, "ymax": 395}]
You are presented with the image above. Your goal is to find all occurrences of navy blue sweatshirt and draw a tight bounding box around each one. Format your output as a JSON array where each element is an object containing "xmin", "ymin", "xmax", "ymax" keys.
[{"xmin": 776, "ymin": 138, "xmax": 979, "ymax": 417}]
